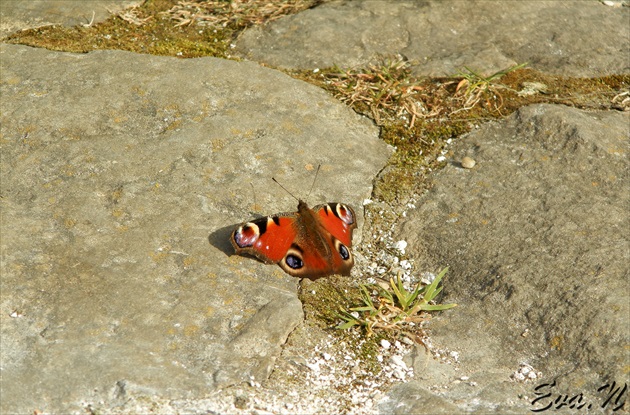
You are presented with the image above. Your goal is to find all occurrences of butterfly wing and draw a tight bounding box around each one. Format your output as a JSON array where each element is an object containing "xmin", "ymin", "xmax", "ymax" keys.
[
  {"xmin": 230, "ymin": 202, "xmax": 357, "ymax": 280},
  {"xmin": 313, "ymin": 203, "xmax": 357, "ymax": 247},
  {"xmin": 287, "ymin": 202, "xmax": 356, "ymax": 279},
  {"xmin": 231, "ymin": 214, "xmax": 298, "ymax": 264}
]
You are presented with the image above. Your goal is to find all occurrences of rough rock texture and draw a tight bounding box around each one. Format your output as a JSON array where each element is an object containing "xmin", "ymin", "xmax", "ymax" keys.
[
  {"xmin": 234, "ymin": 0, "xmax": 630, "ymax": 77},
  {"xmin": 0, "ymin": 0, "xmax": 142, "ymax": 37},
  {"xmin": 0, "ymin": 43, "xmax": 389, "ymax": 414},
  {"xmin": 1, "ymin": 0, "xmax": 628, "ymax": 413},
  {"xmin": 395, "ymin": 104, "xmax": 629, "ymax": 413}
]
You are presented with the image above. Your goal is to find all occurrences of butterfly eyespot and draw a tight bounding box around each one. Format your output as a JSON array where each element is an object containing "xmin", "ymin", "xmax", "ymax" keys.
[
  {"xmin": 332, "ymin": 203, "xmax": 355, "ymax": 226},
  {"xmin": 233, "ymin": 223, "xmax": 260, "ymax": 248},
  {"xmin": 338, "ymin": 243, "xmax": 350, "ymax": 261},
  {"xmin": 285, "ymin": 254, "xmax": 304, "ymax": 270}
]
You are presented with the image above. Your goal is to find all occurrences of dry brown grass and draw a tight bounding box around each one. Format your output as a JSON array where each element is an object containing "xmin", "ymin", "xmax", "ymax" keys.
[{"xmin": 160, "ymin": 0, "xmax": 325, "ymax": 29}]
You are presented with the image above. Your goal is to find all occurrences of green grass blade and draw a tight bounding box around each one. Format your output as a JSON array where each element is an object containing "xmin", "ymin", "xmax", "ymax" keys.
[{"xmin": 419, "ymin": 303, "xmax": 458, "ymax": 311}]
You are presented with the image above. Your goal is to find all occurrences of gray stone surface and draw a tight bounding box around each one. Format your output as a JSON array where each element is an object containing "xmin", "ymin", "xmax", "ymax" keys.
[
  {"xmin": 0, "ymin": 0, "xmax": 142, "ymax": 37},
  {"xmin": 1, "ymin": 0, "xmax": 628, "ymax": 413},
  {"xmin": 396, "ymin": 104, "xmax": 629, "ymax": 413},
  {"xmin": 0, "ymin": 43, "xmax": 389, "ymax": 414},
  {"xmin": 234, "ymin": 0, "xmax": 630, "ymax": 77}
]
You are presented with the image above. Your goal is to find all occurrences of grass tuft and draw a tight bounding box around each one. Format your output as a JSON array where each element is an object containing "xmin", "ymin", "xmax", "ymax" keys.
[{"xmin": 337, "ymin": 268, "xmax": 456, "ymax": 342}]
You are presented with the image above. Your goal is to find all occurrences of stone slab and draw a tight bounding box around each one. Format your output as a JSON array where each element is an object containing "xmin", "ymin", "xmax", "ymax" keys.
[
  {"xmin": 0, "ymin": 0, "xmax": 142, "ymax": 37},
  {"xmin": 234, "ymin": 0, "xmax": 630, "ymax": 77},
  {"xmin": 0, "ymin": 43, "xmax": 390, "ymax": 414},
  {"xmin": 395, "ymin": 103, "xmax": 629, "ymax": 413}
]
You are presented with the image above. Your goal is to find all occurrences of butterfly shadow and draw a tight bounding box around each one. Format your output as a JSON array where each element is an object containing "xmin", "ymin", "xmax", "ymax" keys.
[
  {"xmin": 208, "ymin": 224, "xmax": 238, "ymax": 258},
  {"xmin": 208, "ymin": 221, "xmax": 268, "ymax": 264}
]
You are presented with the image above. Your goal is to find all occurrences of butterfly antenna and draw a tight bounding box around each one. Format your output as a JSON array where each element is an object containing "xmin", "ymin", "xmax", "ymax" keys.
[
  {"xmin": 249, "ymin": 182, "xmax": 259, "ymax": 212},
  {"xmin": 307, "ymin": 164, "xmax": 321, "ymax": 199},
  {"xmin": 272, "ymin": 177, "xmax": 300, "ymax": 202}
]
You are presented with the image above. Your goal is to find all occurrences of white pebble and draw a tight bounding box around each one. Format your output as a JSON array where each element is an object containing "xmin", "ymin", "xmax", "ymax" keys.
[
  {"xmin": 461, "ymin": 156, "xmax": 476, "ymax": 169},
  {"xmin": 306, "ymin": 362, "xmax": 320, "ymax": 372},
  {"xmin": 393, "ymin": 368, "xmax": 406, "ymax": 379},
  {"xmin": 380, "ymin": 339, "xmax": 391, "ymax": 349},
  {"xmin": 390, "ymin": 355, "xmax": 407, "ymax": 370},
  {"xmin": 393, "ymin": 240, "xmax": 407, "ymax": 254}
]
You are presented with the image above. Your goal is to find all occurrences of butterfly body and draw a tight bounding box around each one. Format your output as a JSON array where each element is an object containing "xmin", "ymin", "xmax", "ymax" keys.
[{"xmin": 231, "ymin": 201, "xmax": 357, "ymax": 279}]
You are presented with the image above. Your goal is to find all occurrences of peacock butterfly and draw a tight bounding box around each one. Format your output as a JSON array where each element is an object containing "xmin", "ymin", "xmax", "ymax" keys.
[{"xmin": 230, "ymin": 200, "xmax": 357, "ymax": 280}]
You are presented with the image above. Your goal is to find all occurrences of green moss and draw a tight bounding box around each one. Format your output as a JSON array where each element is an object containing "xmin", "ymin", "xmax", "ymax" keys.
[
  {"xmin": 3, "ymin": 0, "xmax": 328, "ymax": 59},
  {"xmin": 299, "ymin": 276, "xmax": 362, "ymax": 327},
  {"xmin": 3, "ymin": 4, "xmax": 234, "ymax": 58},
  {"xmin": 296, "ymin": 276, "xmax": 386, "ymax": 376}
]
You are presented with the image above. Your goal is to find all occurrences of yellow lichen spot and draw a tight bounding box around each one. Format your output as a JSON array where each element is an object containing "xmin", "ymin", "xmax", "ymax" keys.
[
  {"xmin": 64, "ymin": 218, "xmax": 77, "ymax": 229},
  {"xmin": 205, "ymin": 306, "xmax": 214, "ymax": 317},
  {"xmin": 164, "ymin": 119, "xmax": 182, "ymax": 131},
  {"xmin": 549, "ymin": 335, "xmax": 563, "ymax": 350},
  {"xmin": 87, "ymin": 327, "xmax": 105, "ymax": 337},
  {"xmin": 211, "ymin": 138, "xmax": 226, "ymax": 151},
  {"xmin": 131, "ymin": 86, "xmax": 146, "ymax": 97},
  {"xmin": 112, "ymin": 208, "xmax": 124, "ymax": 218},
  {"xmin": 113, "ymin": 115, "xmax": 129, "ymax": 123},
  {"xmin": 111, "ymin": 187, "xmax": 123, "ymax": 204},
  {"xmin": 607, "ymin": 146, "xmax": 625, "ymax": 156},
  {"xmin": 5, "ymin": 76, "xmax": 21, "ymax": 85},
  {"xmin": 184, "ymin": 325, "xmax": 199, "ymax": 336},
  {"xmin": 207, "ymin": 272, "xmax": 217, "ymax": 279},
  {"xmin": 17, "ymin": 124, "xmax": 36, "ymax": 137},
  {"xmin": 62, "ymin": 164, "xmax": 75, "ymax": 177},
  {"xmin": 116, "ymin": 225, "xmax": 128, "ymax": 232},
  {"xmin": 280, "ymin": 120, "xmax": 301, "ymax": 134},
  {"xmin": 227, "ymin": 257, "xmax": 246, "ymax": 269},
  {"xmin": 149, "ymin": 251, "xmax": 168, "ymax": 262},
  {"xmin": 48, "ymin": 197, "xmax": 56, "ymax": 204},
  {"xmin": 591, "ymin": 181, "xmax": 599, "ymax": 187},
  {"xmin": 182, "ymin": 256, "xmax": 194, "ymax": 268}
]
